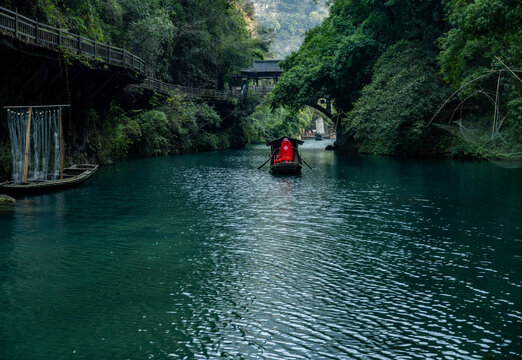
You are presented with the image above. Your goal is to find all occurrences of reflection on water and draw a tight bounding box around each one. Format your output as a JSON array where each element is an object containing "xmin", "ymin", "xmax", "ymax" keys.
[{"xmin": 0, "ymin": 140, "xmax": 521, "ymax": 359}]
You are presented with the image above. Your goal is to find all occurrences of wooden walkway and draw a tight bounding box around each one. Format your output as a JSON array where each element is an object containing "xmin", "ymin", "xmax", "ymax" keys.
[
  {"xmin": 138, "ymin": 78, "xmax": 240, "ymax": 102},
  {"xmin": 0, "ymin": 6, "xmax": 240, "ymax": 102}
]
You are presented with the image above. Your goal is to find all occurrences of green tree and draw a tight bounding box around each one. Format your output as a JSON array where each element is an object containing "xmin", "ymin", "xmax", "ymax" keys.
[
  {"xmin": 438, "ymin": 0, "xmax": 522, "ymax": 87},
  {"xmin": 125, "ymin": 9, "xmax": 175, "ymax": 72},
  {"xmin": 254, "ymin": 0, "xmax": 328, "ymax": 58},
  {"xmin": 5, "ymin": 0, "xmax": 267, "ymax": 89},
  {"xmin": 271, "ymin": 0, "xmax": 447, "ymax": 120},
  {"xmin": 435, "ymin": 0, "xmax": 522, "ymax": 165},
  {"xmin": 347, "ymin": 41, "xmax": 451, "ymax": 155}
]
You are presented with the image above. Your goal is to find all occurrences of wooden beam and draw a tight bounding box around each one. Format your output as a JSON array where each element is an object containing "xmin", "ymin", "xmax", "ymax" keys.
[
  {"xmin": 22, "ymin": 107, "xmax": 32, "ymax": 183},
  {"xmin": 59, "ymin": 107, "xmax": 64, "ymax": 179},
  {"xmin": 85, "ymin": 74, "xmax": 114, "ymax": 103},
  {"xmin": 33, "ymin": 72, "xmax": 61, "ymax": 100},
  {"xmin": 20, "ymin": 65, "xmax": 45, "ymax": 94}
]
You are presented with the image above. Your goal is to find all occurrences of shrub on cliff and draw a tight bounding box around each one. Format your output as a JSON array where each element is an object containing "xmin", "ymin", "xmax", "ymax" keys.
[
  {"xmin": 346, "ymin": 41, "xmax": 451, "ymax": 155},
  {"xmin": 136, "ymin": 110, "xmax": 170, "ymax": 156},
  {"xmin": 87, "ymin": 106, "xmax": 132, "ymax": 164},
  {"xmin": 126, "ymin": 96, "xmax": 234, "ymax": 156}
]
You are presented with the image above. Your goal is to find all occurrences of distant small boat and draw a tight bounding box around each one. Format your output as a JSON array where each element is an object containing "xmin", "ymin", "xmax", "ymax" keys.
[
  {"xmin": 315, "ymin": 133, "xmax": 323, "ymax": 140},
  {"xmin": 267, "ymin": 137, "xmax": 304, "ymax": 175},
  {"xmin": 0, "ymin": 164, "xmax": 98, "ymax": 196}
]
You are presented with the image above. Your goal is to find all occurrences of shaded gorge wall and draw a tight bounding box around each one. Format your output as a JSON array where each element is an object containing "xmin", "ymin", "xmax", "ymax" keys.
[{"xmin": 0, "ymin": 36, "xmax": 249, "ymax": 181}]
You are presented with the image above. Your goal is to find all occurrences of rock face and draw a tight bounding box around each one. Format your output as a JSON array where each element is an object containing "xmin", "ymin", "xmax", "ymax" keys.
[
  {"xmin": 253, "ymin": 0, "xmax": 328, "ymax": 58},
  {"xmin": 0, "ymin": 194, "xmax": 16, "ymax": 205}
]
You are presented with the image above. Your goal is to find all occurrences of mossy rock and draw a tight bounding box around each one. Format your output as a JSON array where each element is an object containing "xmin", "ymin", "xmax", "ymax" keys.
[{"xmin": 0, "ymin": 194, "xmax": 16, "ymax": 205}]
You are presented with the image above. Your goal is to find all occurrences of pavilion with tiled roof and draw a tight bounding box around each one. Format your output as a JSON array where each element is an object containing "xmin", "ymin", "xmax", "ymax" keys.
[{"xmin": 241, "ymin": 60, "xmax": 283, "ymax": 86}]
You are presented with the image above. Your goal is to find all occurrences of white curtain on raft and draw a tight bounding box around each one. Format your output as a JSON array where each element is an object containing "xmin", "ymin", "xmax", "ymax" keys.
[{"xmin": 7, "ymin": 108, "xmax": 61, "ymax": 184}]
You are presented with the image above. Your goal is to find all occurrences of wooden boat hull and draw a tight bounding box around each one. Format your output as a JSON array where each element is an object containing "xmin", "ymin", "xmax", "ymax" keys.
[
  {"xmin": 270, "ymin": 161, "xmax": 302, "ymax": 174},
  {"xmin": 266, "ymin": 136, "xmax": 305, "ymax": 175},
  {"xmin": 0, "ymin": 164, "xmax": 98, "ymax": 196}
]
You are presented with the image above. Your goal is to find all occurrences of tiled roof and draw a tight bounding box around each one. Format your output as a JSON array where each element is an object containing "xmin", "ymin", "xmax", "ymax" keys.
[{"xmin": 242, "ymin": 60, "xmax": 282, "ymax": 74}]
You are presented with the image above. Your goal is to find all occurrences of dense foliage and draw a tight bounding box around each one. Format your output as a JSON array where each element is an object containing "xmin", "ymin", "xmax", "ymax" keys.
[
  {"xmin": 2, "ymin": 0, "xmax": 519, "ymax": 162},
  {"xmin": 347, "ymin": 41, "xmax": 451, "ymax": 155},
  {"xmin": 437, "ymin": 0, "xmax": 522, "ymax": 164},
  {"xmin": 1, "ymin": 0, "xmax": 268, "ymax": 88},
  {"xmin": 243, "ymin": 94, "xmax": 309, "ymax": 143},
  {"xmin": 0, "ymin": 141, "xmax": 11, "ymax": 181},
  {"xmin": 85, "ymin": 96, "xmax": 239, "ymax": 165},
  {"xmin": 253, "ymin": 0, "xmax": 328, "ymax": 58},
  {"xmin": 272, "ymin": 0, "xmax": 446, "ymax": 115},
  {"xmin": 439, "ymin": 0, "xmax": 522, "ymax": 87},
  {"xmin": 0, "ymin": 0, "xmax": 271, "ymax": 178},
  {"xmin": 271, "ymin": 0, "xmax": 521, "ymax": 158}
]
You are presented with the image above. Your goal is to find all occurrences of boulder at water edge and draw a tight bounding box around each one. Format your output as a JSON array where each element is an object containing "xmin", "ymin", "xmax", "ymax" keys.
[{"xmin": 0, "ymin": 194, "xmax": 16, "ymax": 205}]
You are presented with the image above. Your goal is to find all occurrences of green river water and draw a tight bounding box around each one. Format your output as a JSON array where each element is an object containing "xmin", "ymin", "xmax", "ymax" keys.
[{"xmin": 0, "ymin": 141, "xmax": 521, "ymax": 359}]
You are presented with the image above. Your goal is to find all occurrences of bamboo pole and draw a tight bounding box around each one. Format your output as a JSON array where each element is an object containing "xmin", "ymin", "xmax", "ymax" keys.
[
  {"xmin": 492, "ymin": 72, "xmax": 501, "ymax": 139},
  {"xmin": 495, "ymin": 56, "xmax": 522, "ymax": 83},
  {"xmin": 22, "ymin": 107, "xmax": 33, "ymax": 183},
  {"xmin": 59, "ymin": 107, "xmax": 64, "ymax": 179}
]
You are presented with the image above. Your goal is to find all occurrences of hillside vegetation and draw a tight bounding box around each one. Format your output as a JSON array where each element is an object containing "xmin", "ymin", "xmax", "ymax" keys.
[
  {"xmin": 270, "ymin": 0, "xmax": 521, "ymax": 161},
  {"xmin": 0, "ymin": 0, "xmax": 268, "ymax": 88},
  {"xmin": 0, "ymin": 0, "xmax": 270, "ymax": 178},
  {"xmin": 253, "ymin": 0, "xmax": 328, "ymax": 58}
]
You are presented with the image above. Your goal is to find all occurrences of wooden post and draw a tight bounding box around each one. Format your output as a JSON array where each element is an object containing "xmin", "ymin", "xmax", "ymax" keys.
[
  {"xmin": 58, "ymin": 26, "xmax": 62, "ymax": 46},
  {"xmin": 77, "ymin": 34, "xmax": 81, "ymax": 54},
  {"xmin": 35, "ymin": 18, "xmax": 39, "ymax": 44},
  {"xmin": 22, "ymin": 107, "xmax": 33, "ymax": 183},
  {"xmin": 59, "ymin": 107, "xmax": 64, "ymax": 179},
  {"xmin": 14, "ymin": 8, "xmax": 18, "ymax": 37},
  {"xmin": 108, "ymin": 43, "xmax": 111, "ymax": 63},
  {"xmin": 93, "ymin": 40, "xmax": 97, "ymax": 58}
]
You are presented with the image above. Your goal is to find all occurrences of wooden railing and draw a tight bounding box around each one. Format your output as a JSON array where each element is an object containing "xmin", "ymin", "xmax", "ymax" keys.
[
  {"xmin": 0, "ymin": 5, "xmax": 242, "ymax": 102},
  {"xmin": 140, "ymin": 78, "xmax": 240, "ymax": 101},
  {"xmin": 249, "ymin": 85, "xmax": 275, "ymax": 95},
  {"xmin": 0, "ymin": 6, "xmax": 146, "ymax": 74}
]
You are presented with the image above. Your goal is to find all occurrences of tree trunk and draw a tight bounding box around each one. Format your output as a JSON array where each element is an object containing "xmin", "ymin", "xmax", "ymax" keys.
[
  {"xmin": 333, "ymin": 114, "xmax": 358, "ymax": 151},
  {"xmin": 217, "ymin": 73, "xmax": 225, "ymax": 90}
]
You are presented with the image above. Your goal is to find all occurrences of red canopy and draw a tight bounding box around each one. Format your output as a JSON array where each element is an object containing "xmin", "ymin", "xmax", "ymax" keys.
[{"xmin": 275, "ymin": 138, "xmax": 293, "ymax": 163}]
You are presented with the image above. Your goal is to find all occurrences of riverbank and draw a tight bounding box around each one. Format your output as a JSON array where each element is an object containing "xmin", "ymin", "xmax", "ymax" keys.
[
  {"xmin": 80, "ymin": 96, "xmax": 247, "ymax": 163},
  {"xmin": 0, "ymin": 94, "xmax": 248, "ymax": 182}
]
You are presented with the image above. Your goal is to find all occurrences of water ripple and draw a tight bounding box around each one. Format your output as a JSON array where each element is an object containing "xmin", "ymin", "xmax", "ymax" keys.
[{"xmin": 1, "ymin": 143, "xmax": 521, "ymax": 359}]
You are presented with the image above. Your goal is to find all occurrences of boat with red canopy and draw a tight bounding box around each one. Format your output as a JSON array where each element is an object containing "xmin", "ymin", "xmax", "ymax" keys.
[{"xmin": 266, "ymin": 137, "xmax": 304, "ymax": 174}]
